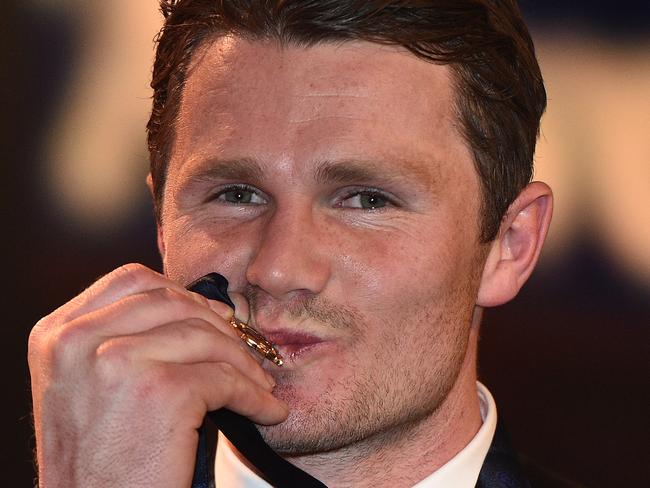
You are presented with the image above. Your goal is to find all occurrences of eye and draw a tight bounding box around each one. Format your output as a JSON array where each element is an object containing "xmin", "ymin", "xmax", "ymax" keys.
[
  {"xmin": 339, "ymin": 190, "xmax": 391, "ymax": 210},
  {"xmin": 212, "ymin": 185, "xmax": 266, "ymax": 205}
]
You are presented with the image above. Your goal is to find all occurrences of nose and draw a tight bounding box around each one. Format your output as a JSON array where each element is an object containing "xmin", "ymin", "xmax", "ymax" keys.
[{"xmin": 245, "ymin": 202, "xmax": 331, "ymax": 300}]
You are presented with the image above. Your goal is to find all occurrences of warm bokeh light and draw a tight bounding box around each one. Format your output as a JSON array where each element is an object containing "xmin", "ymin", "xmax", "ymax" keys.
[
  {"xmin": 8, "ymin": 3, "xmax": 648, "ymax": 488},
  {"xmin": 37, "ymin": 3, "xmax": 650, "ymax": 286},
  {"xmin": 534, "ymin": 36, "xmax": 650, "ymax": 284},
  {"xmin": 42, "ymin": 1, "xmax": 161, "ymax": 228}
]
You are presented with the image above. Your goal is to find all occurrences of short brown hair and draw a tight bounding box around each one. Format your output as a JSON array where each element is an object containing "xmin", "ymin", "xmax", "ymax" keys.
[{"xmin": 147, "ymin": 0, "xmax": 546, "ymax": 241}]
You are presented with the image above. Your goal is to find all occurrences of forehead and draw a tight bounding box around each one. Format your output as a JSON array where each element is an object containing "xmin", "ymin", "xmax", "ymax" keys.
[{"xmin": 170, "ymin": 36, "xmax": 474, "ymax": 190}]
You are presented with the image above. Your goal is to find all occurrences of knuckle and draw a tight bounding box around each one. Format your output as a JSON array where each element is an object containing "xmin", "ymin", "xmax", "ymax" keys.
[
  {"xmin": 94, "ymin": 338, "xmax": 134, "ymax": 381},
  {"xmin": 47, "ymin": 322, "xmax": 86, "ymax": 363},
  {"xmin": 213, "ymin": 363, "xmax": 246, "ymax": 403},
  {"xmin": 117, "ymin": 262, "xmax": 149, "ymax": 275},
  {"xmin": 215, "ymin": 362, "xmax": 237, "ymax": 384},
  {"xmin": 52, "ymin": 320, "xmax": 84, "ymax": 346},
  {"xmin": 28, "ymin": 310, "xmax": 88, "ymax": 369},
  {"xmin": 166, "ymin": 318, "xmax": 214, "ymax": 343},
  {"xmin": 29, "ymin": 321, "xmax": 88, "ymax": 373},
  {"xmin": 111, "ymin": 263, "xmax": 156, "ymax": 292}
]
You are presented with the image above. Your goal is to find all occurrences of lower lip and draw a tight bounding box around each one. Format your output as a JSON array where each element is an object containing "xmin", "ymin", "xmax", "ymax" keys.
[{"xmin": 275, "ymin": 340, "xmax": 332, "ymax": 363}]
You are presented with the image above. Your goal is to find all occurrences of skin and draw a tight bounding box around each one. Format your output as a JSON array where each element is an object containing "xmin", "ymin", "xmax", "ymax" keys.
[{"xmin": 28, "ymin": 36, "xmax": 552, "ymax": 488}]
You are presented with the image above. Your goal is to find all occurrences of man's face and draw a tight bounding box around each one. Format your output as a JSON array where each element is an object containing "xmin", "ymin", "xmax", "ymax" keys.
[{"xmin": 159, "ymin": 37, "xmax": 487, "ymax": 454}]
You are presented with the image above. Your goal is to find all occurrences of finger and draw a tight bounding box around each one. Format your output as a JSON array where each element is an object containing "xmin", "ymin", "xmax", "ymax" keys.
[
  {"xmin": 97, "ymin": 318, "xmax": 275, "ymax": 390},
  {"xmin": 228, "ymin": 292, "xmax": 250, "ymax": 324},
  {"xmin": 191, "ymin": 294, "xmax": 235, "ymax": 320},
  {"xmin": 48, "ymin": 264, "xmax": 210, "ymax": 325},
  {"xmin": 167, "ymin": 362, "xmax": 289, "ymax": 426},
  {"xmin": 226, "ymin": 291, "xmax": 271, "ymax": 366},
  {"xmin": 68, "ymin": 287, "xmax": 241, "ymax": 340}
]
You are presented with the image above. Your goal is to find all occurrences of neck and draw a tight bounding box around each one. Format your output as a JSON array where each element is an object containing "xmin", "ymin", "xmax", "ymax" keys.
[{"xmin": 276, "ymin": 331, "xmax": 482, "ymax": 488}]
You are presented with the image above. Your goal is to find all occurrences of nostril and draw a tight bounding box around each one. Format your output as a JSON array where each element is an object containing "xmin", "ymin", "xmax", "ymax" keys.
[{"xmin": 244, "ymin": 209, "xmax": 332, "ymax": 299}]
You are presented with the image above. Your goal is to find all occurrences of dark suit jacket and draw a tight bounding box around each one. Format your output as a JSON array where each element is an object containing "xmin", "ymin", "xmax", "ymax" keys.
[
  {"xmin": 192, "ymin": 420, "xmax": 578, "ymax": 488},
  {"xmin": 477, "ymin": 423, "xmax": 583, "ymax": 488}
]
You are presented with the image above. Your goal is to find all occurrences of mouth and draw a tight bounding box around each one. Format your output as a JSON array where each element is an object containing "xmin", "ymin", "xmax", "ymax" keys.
[{"xmin": 262, "ymin": 330, "xmax": 330, "ymax": 363}]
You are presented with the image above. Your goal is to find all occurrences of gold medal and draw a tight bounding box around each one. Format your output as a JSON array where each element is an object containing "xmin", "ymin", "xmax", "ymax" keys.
[{"xmin": 229, "ymin": 317, "xmax": 284, "ymax": 366}]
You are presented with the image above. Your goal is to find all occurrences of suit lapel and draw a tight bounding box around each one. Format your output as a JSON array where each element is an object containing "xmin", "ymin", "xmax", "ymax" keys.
[
  {"xmin": 193, "ymin": 414, "xmax": 530, "ymax": 488},
  {"xmin": 475, "ymin": 422, "xmax": 530, "ymax": 488}
]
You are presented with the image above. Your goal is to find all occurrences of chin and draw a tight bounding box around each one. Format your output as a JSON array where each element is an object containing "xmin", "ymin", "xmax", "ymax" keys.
[{"xmin": 257, "ymin": 376, "xmax": 356, "ymax": 454}]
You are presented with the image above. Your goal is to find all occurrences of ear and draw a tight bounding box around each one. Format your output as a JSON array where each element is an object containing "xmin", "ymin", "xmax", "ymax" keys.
[
  {"xmin": 477, "ymin": 181, "xmax": 553, "ymax": 307},
  {"xmin": 146, "ymin": 173, "xmax": 166, "ymax": 260}
]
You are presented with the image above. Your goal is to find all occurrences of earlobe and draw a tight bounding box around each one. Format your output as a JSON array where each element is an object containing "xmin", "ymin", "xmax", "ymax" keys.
[{"xmin": 477, "ymin": 181, "xmax": 553, "ymax": 307}]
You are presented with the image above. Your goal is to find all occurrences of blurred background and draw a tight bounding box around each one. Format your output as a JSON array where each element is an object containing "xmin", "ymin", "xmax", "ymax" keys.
[{"xmin": 3, "ymin": 1, "xmax": 649, "ymax": 486}]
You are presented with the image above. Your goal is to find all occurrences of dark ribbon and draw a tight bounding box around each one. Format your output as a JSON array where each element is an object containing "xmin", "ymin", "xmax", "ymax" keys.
[
  {"xmin": 188, "ymin": 273, "xmax": 327, "ymax": 488},
  {"xmin": 188, "ymin": 274, "xmax": 530, "ymax": 488}
]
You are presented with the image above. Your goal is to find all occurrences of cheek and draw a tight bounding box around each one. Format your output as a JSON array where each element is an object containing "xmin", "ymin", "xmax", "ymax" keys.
[
  {"xmin": 334, "ymin": 219, "xmax": 480, "ymax": 327},
  {"xmin": 333, "ymin": 229, "xmax": 443, "ymax": 316},
  {"xmin": 161, "ymin": 216, "xmax": 259, "ymax": 286}
]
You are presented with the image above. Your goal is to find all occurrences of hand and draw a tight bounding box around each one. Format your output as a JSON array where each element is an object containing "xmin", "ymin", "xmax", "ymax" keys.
[{"xmin": 28, "ymin": 263, "xmax": 288, "ymax": 487}]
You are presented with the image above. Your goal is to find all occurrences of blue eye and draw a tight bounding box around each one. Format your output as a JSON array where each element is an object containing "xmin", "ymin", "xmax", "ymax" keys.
[
  {"xmin": 340, "ymin": 191, "xmax": 390, "ymax": 209},
  {"xmin": 213, "ymin": 185, "xmax": 266, "ymax": 204},
  {"xmin": 358, "ymin": 193, "xmax": 387, "ymax": 209}
]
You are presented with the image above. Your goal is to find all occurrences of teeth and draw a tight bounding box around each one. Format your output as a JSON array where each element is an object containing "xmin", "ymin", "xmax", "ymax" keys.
[{"xmin": 229, "ymin": 317, "xmax": 284, "ymax": 366}]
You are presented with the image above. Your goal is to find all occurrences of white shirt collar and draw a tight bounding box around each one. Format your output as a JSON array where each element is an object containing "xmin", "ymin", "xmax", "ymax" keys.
[
  {"xmin": 412, "ymin": 382, "xmax": 497, "ymax": 487},
  {"xmin": 215, "ymin": 382, "xmax": 497, "ymax": 488}
]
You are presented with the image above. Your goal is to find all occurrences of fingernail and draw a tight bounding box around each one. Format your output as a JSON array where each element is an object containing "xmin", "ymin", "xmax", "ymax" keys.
[{"xmin": 265, "ymin": 372, "xmax": 276, "ymax": 388}]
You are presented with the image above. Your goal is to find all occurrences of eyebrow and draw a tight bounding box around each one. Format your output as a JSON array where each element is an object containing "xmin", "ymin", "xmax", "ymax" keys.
[
  {"xmin": 314, "ymin": 158, "xmax": 436, "ymax": 191},
  {"xmin": 183, "ymin": 157, "xmax": 264, "ymax": 185},
  {"xmin": 182, "ymin": 155, "xmax": 436, "ymax": 191}
]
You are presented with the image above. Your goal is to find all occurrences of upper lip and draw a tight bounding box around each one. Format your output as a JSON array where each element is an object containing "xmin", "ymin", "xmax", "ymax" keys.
[{"xmin": 261, "ymin": 329, "xmax": 327, "ymax": 347}]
